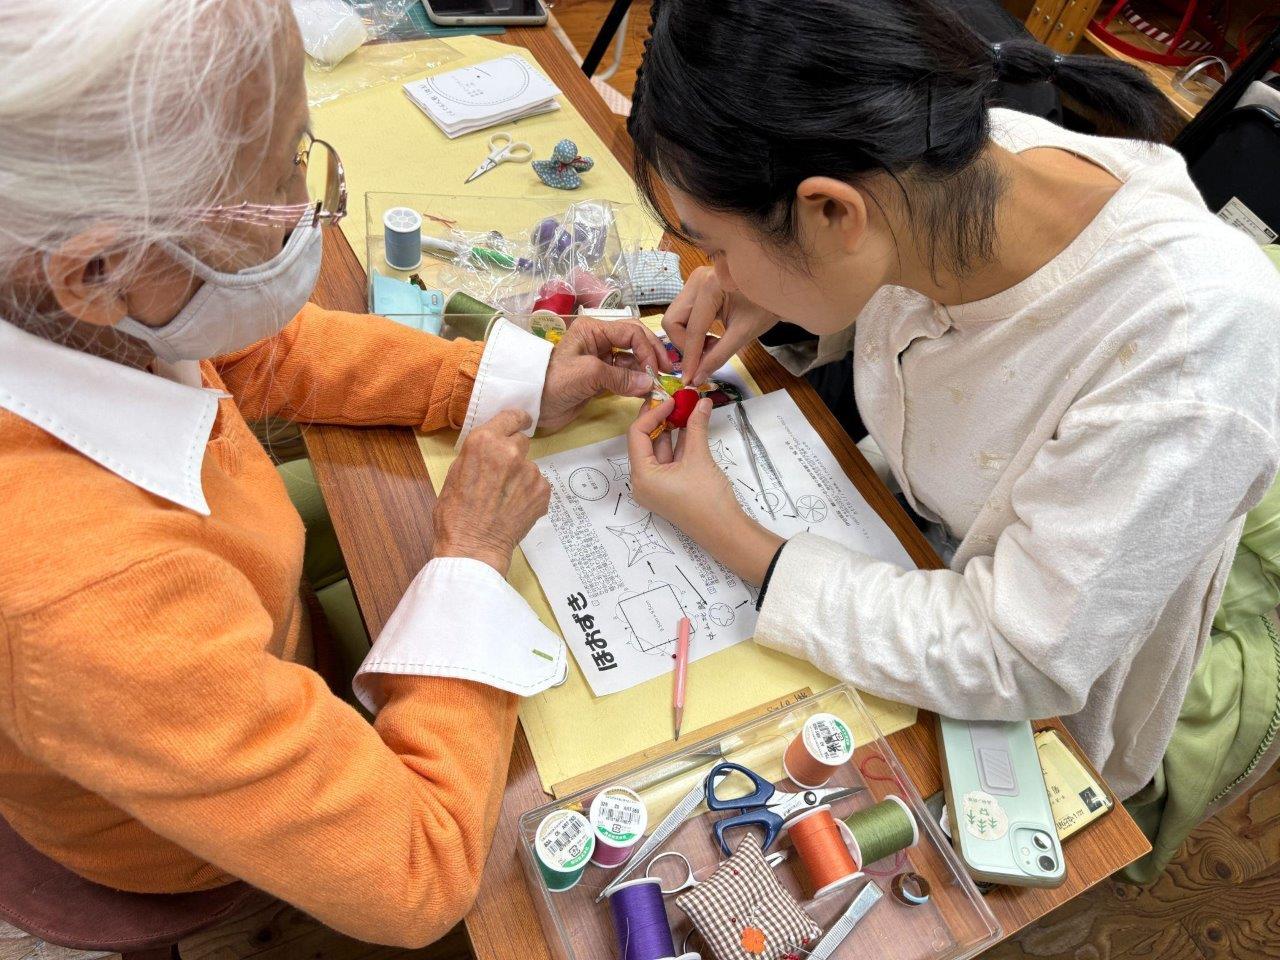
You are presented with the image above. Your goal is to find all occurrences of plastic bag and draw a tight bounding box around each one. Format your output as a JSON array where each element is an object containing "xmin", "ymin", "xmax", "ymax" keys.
[{"xmin": 304, "ymin": 36, "xmax": 462, "ymax": 109}]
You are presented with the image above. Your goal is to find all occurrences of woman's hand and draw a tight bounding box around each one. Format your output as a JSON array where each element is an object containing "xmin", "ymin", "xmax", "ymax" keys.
[
  {"xmin": 539, "ymin": 317, "xmax": 672, "ymax": 433},
  {"xmin": 434, "ymin": 409, "xmax": 550, "ymax": 576},
  {"xmin": 663, "ymin": 266, "xmax": 780, "ymax": 386},
  {"xmin": 628, "ymin": 397, "xmax": 783, "ymax": 585}
]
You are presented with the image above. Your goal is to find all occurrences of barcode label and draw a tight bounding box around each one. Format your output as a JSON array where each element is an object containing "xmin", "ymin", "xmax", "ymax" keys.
[
  {"xmin": 548, "ymin": 815, "xmax": 584, "ymax": 854},
  {"xmin": 600, "ymin": 799, "xmax": 641, "ymax": 826},
  {"xmin": 804, "ymin": 714, "xmax": 854, "ymax": 763}
]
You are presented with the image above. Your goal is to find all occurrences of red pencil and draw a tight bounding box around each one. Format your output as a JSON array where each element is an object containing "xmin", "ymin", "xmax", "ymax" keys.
[{"xmin": 673, "ymin": 617, "xmax": 691, "ymax": 740}]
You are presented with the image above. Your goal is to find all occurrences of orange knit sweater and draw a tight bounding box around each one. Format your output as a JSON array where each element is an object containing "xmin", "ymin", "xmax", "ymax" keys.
[{"xmin": 0, "ymin": 305, "xmax": 517, "ymax": 948}]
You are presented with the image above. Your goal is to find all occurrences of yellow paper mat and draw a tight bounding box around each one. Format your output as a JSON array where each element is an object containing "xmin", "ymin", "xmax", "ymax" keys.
[
  {"xmin": 417, "ymin": 319, "xmax": 918, "ymax": 793},
  {"xmin": 309, "ymin": 35, "xmax": 665, "ymax": 268}
]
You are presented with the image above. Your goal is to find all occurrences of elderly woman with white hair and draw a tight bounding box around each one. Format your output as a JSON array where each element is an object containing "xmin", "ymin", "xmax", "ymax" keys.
[{"xmin": 0, "ymin": 0, "xmax": 669, "ymax": 947}]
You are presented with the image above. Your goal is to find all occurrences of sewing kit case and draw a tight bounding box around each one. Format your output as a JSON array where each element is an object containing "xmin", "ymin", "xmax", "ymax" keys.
[{"xmin": 518, "ymin": 685, "xmax": 1001, "ymax": 960}]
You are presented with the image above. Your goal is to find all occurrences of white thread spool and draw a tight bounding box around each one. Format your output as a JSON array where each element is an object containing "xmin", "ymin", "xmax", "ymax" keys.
[{"xmin": 383, "ymin": 207, "xmax": 423, "ymax": 271}]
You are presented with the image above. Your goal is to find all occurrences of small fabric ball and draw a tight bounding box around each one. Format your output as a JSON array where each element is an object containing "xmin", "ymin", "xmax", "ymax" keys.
[
  {"xmin": 552, "ymin": 139, "xmax": 578, "ymax": 162},
  {"xmin": 667, "ymin": 388, "xmax": 700, "ymax": 429}
]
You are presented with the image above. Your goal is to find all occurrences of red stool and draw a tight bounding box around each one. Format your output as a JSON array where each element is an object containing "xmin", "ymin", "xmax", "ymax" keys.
[{"xmin": 0, "ymin": 815, "xmax": 259, "ymax": 960}]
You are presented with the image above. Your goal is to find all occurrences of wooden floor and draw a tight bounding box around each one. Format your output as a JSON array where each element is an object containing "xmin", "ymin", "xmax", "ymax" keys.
[{"xmin": 9, "ymin": 5, "xmax": 1274, "ymax": 960}]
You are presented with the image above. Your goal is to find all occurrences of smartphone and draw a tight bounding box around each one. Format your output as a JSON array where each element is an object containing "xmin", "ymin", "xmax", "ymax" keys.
[
  {"xmin": 423, "ymin": 0, "xmax": 549, "ymax": 26},
  {"xmin": 937, "ymin": 717, "xmax": 1066, "ymax": 888}
]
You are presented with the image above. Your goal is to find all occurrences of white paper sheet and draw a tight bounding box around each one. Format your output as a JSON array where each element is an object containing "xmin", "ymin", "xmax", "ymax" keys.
[
  {"xmin": 403, "ymin": 54, "xmax": 561, "ymax": 138},
  {"xmin": 520, "ymin": 390, "xmax": 916, "ymax": 696}
]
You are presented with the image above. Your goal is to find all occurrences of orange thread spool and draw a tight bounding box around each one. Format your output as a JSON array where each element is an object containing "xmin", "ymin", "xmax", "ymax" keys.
[
  {"xmin": 783, "ymin": 713, "xmax": 856, "ymax": 788},
  {"xmin": 786, "ymin": 805, "xmax": 861, "ymax": 899}
]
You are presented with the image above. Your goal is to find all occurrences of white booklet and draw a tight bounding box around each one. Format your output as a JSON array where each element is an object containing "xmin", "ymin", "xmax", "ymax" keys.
[
  {"xmin": 519, "ymin": 390, "xmax": 917, "ymax": 696},
  {"xmin": 404, "ymin": 54, "xmax": 561, "ymax": 139}
]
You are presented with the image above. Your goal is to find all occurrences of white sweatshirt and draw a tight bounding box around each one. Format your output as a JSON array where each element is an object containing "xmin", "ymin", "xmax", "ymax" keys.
[{"xmin": 757, "ymin": 109, "xmax": 1280, "ymax": 799}]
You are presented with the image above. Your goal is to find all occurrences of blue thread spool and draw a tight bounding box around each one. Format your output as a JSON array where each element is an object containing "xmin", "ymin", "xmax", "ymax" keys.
[
  {"xmin": 383, "ymin": 206, "xmax": 422, "ymax": 271},
  {"xmin": 607, "ymin": 878, "xmax": 699, "ymax": 960}
]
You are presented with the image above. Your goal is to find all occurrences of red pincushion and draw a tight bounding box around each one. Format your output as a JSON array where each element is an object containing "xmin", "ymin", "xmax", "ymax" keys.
[{"xmin": 667, "ymin": 388, "xmax": 700, "ymax": 429}]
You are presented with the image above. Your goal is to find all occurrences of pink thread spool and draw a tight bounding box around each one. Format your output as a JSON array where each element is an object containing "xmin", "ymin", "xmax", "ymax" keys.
[
  {"xmin": 533, "ymin": 278, "xmax": 576, "ymax": 316},
  {"xmin": 589, "ymin": 786, "xmax": 648, "ymax": 868},
  {"xmin": 570, "ymin": 267, "xmax": 623, "ymax": 309}
]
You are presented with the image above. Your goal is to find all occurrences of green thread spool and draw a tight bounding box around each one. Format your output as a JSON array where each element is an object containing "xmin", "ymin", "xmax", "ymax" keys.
[
  {"xmin": 842, "ymin": 794, "xmax": 919, "ymax": 867},
  {"xmin": 445, "ymin": 291, "xmax": 501, "ymax": 341},
  {"xmin": 534, "ymin": 809, "xmax": 595, "ymax": 892},
  {"xmin": 528, "ymin": 309, "xmax": 567, "ymax": 341}
]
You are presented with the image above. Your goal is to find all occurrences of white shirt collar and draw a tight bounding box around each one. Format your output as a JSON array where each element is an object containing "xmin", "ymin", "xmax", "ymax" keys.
[{"xmin": 0, "ymin": 319, "xmax": 224, "ymax": 515}]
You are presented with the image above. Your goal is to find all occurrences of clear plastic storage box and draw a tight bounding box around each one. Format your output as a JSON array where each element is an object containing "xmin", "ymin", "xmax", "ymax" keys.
[{"xmin": 518, "ymin": 685, "xmax": 1001, "ymax": 960}]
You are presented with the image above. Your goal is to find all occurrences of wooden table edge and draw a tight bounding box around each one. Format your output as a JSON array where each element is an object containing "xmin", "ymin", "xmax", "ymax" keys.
[{"xmin": 303, "ymin": 25, "xmax": 1151, "ymax": 959}]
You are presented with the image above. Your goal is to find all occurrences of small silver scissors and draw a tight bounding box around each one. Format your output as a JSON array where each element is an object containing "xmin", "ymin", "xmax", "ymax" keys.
[
  {"xmin": 464, "ymin": 131, "xmax": 534, "ymax": 183},
  {"xmin": 644, "ymin": 849, "xmax": 790, "ymax": 896}
]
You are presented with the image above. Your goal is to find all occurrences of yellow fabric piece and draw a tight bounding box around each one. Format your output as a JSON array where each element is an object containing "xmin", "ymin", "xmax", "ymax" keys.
[
  {"xmin": 418, "ymin": 319, "xmax": 918, "ymax": 792},
  {"xmin": 310, "ymin": 36, "xmax": 665, "ymax": 270}
]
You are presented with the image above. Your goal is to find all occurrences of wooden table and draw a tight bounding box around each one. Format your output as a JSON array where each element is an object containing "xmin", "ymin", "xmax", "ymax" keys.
[{"xmin": 305, "ymin": 25, "xmax": 1151, "ymax": 959}]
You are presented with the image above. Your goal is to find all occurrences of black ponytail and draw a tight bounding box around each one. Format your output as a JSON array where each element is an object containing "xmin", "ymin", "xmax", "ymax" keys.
[
  {"xmin": 630, "ymin": 0, "xmax": 1178, "ymax": 276},
  {"xmin": 989, "ymin": 38, "xmax": 1175, "ymax": 142}
]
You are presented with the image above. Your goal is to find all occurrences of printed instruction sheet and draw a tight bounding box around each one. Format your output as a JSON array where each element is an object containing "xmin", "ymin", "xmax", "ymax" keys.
[{"xmin": 520, "ymin": 390, "xmax": 916, "ymax": 696}]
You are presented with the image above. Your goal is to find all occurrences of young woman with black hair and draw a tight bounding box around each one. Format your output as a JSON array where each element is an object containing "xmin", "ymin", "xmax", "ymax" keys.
[{"xmin": 626, "ymin": 0, "xmax": 1280, "ymax": 877}]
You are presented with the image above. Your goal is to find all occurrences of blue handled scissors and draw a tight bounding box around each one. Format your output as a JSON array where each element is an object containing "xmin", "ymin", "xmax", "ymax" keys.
[
  {"xmin": 464, "ymin": 131, "xmax": 534, "ymax": 184},
  {"xmin": 705, "ymin": 761, "xmax": 859, "ymax": 856}
]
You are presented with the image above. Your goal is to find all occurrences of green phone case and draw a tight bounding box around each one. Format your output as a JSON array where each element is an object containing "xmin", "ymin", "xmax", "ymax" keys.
[{"xmin": 937, "ymin": 717, "xmax": 1067, "ymax": 888}]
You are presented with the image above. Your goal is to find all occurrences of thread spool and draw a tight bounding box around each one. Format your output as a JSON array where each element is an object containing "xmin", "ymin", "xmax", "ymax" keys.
[
  {"xmin": 590, "ymin": 786, "xmax": 648, "ymax": 868},
  {"xmin": 607, "ymin": 878, "xmax": 697, "ymax": 960},
  {"xmin": 783, "ymin": 713, "xmax": 856, "ymax": 788},
  {"xmin": 444, "ymin": 291, "xmax": 501, "ymax": 341},
  {"xmin": 528, "ymin": 309, "xmax": 568, "ymax": 341},
  {"xmin": 534, "ymin": 809, "xmax": 594, "ymax": 892},
  {"xmin": 570, "ymin": 267, "xmax": 623, "ymax": 309},
  {"xmin": 383, "ymin": 207, "xmax": 422, "ymax": 271},
  {"xmin": 531, "ymin": 216, "xmax": 565, "ymax": 253},
  {"xmin": 532, "ymin": 278, "xmax": 576, "ymax": 316},
  {"xmin": 786, "ymin": 805, "xmax": 862, "ymax": 900},
  {"xmin": 842, "ymin": 795, "xmax": 919, "ymax": 867}
]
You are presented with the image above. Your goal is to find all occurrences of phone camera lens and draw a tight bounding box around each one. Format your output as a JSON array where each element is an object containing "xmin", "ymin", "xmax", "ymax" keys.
[
  {"xmin": 1038, "ymin": 854, "xmax": 1056, "ymax": 871},
  {"xmin": 1032, "ymin": 834, "xmax": 1051, "ymax": 851}
]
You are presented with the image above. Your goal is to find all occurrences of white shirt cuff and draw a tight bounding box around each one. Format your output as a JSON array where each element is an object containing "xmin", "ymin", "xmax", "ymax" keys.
[
  {"xmin": 352, "ymin": 557, "xmax": 568, "ymax": 712},
  {"xmin": 457, "ymin": 318, "xmax": 553, "ymax": 447}
]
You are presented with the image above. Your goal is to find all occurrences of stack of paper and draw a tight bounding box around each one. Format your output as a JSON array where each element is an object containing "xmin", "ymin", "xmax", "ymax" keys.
[{"xmin": 404, "ymin": 54, "xmax": 561, "ymax": 138}]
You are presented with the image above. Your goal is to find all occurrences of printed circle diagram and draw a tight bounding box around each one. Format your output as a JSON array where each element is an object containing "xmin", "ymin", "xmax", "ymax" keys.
[
  {"xmin": 708, "ymin": 602, "xmax": 735, "ymax": 627},
  {"xmin": 568, "ymin": 466, "xmax": 610, "ymax": 501},
  {"xmin": 424, "ymin": 59, "xmax": 533, "ymax": 107},
  {"xmin": 795, "ymin": 495, "xmax": 828, "ymax": 523}
]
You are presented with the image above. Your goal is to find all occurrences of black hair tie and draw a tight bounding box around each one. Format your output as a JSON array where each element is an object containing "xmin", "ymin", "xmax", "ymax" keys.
[{"xmin": 991, "ymin": 42, "xmax": 1068, "ymax": 84}]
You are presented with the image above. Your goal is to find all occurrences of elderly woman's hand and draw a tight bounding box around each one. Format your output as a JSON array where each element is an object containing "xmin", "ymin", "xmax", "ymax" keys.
[
  {"xmin": 434, "ymin": 409, "xmax": 550, "ymax": 575},
  {"xmin": 538, "ymin": 317, "xmax": 672, "ymax": 433},
  {"xmin": 628, "ymin": 396, "xmax": 783, "ymax": 586}
]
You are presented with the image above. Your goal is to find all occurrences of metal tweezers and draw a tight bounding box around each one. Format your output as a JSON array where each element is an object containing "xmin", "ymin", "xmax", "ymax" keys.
[{"xmin": 733, "ymin": 400, "xmax": 798, "ymax": 522}]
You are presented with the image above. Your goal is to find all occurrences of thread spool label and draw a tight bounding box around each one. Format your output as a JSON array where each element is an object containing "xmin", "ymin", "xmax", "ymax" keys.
[
  {"xmin": 535, "ymin": 810, "xmax": 593, "ymax": 872},
  {"xmin": 803, "ymin": 714, "xmax": 855, "ymax": 764},
  {"xmin": 590, "ymin": 788, "xmax": 646, "ymax": 844}
]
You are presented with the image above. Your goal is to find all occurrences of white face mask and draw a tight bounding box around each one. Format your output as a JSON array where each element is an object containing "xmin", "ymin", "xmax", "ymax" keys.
[{"xmin": 115, "ymin": 222, "xmax": 323, "ymax": 362}]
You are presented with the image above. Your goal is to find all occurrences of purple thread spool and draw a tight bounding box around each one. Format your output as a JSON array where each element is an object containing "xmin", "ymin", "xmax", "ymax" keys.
[{"xmin": 607, "ymin": 878, "xmax": 689, "ymax": 960}]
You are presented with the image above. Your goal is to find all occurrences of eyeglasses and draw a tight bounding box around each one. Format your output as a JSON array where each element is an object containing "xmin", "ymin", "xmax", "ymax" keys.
[{"xmin": 194, "ymin": 133, "xmax": 348, "ymax": 229}]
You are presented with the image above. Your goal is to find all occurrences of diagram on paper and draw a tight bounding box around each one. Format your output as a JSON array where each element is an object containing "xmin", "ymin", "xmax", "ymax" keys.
[
  {"xmin": 616, "ymin": 582, "xmax": 696, "ymax": 657},
  {"xmin": 608, "ymin": 514, "xmax": 674, "ymax": 566},
  {"xmin": 520, "ymin": 390, "xmax": 917, "ymax": 696}
]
